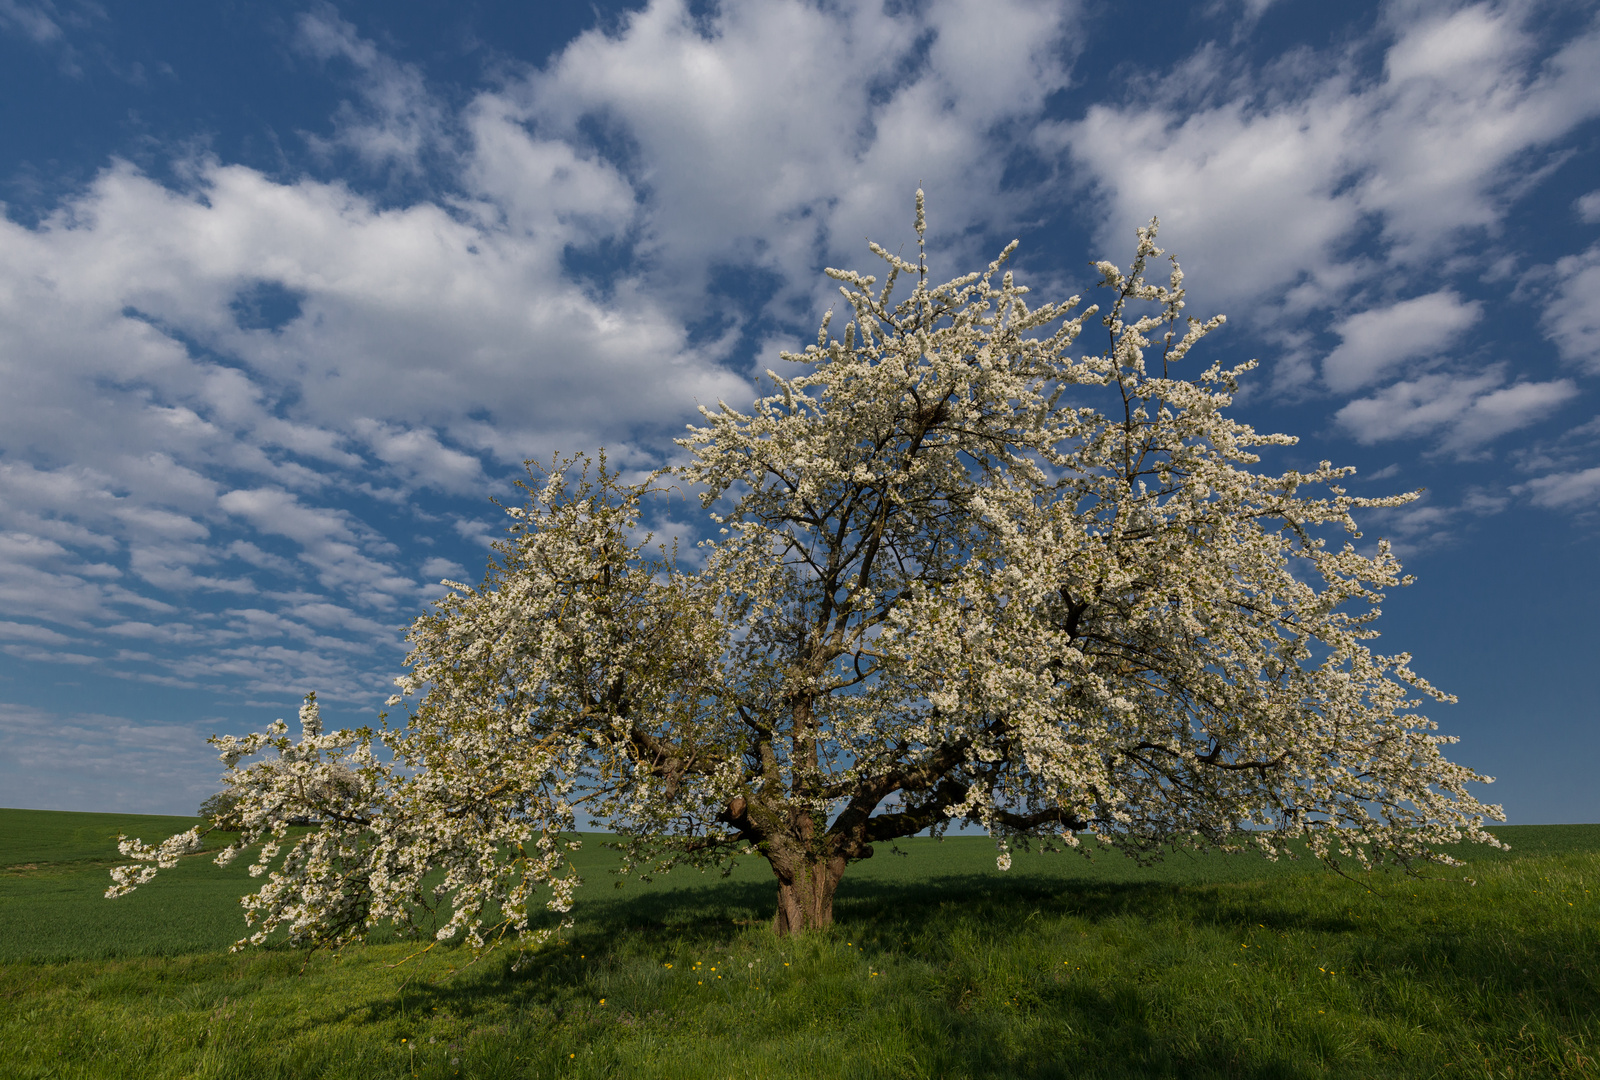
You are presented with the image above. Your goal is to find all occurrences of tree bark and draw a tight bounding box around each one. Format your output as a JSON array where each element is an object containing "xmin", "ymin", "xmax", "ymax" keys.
[{"xmin": 771, "ymin": 853, "xmax": 846, "ymax": 935}]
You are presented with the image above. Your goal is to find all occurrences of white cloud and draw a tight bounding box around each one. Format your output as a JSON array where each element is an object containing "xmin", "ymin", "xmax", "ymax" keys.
[
  {"xmin": 1543, "ymin": 242, "xmax": 1600, "ymax": 372},
  {"xmin": 216, "ymin": 488, "xmax": 356, "ymax": 547},
  {"xmin": 1365, "ymin": 3, "xmax": 1600, "ymax": 253},
  {"xmin": 286, "ymin": 601, "xmax": 396, "ymax": 637},
  {"xmin": 459, "ymin": 95, "xmax": 636, "ymax": 246},
  {"xmin": 0, "ymin": 702, "xmax": 227, "ymax": 815},
  {"xmin": 0, "ymin": 106, "xmax": 758, "ymax": 693},
  {"xmin": 0, "ymin": 0, "xmax": 1102, "ymax": 709},
  {"xmin": 0, "ymin": 0, "xmax": 61, "ymax": 43},
  {"xmin": 353, "ymin": 420, "xmax": 485, "ymax": 494},
  {"xmin": 4, "ymin": 0, "xmax": 1599, "ymax": 729},
  {"xmin": 294, "ymin": 4, "xmax": 448, "ymax": 175},
  {"xmin": 1360, "ymin": 484, "xmax": 1508, "ymax": 556},
  {"xmin": 102, "ymin": 620, "xmax": 212, "ymax": 644},
  {"xmin": 419, "ymin": 556, "xmax": 468, "ymax": 581},
  {"xmin": 1520, "ymin": 466, "xmax": 1600, "ymax": 509},
  {"xmin": 0, "ymin": 574, "xmax": 159, "ymax": 627},
  {"xmin": 217, "ymin": 487, "xmax": 413, "ymax": 602},
  {"xmin": 1048, "ymin": 72, "xmax": 1368, "ymax": 316},
  {"xmin": 1337, "ymin": 370, "xmax": 1498, "ymax": 443},
  {"xmin": 1, "ymin": 643, "xmax": 98, "ymax": 664},
  {"xmin": 520, "ymin": 0, "xmax": 1079, "ymax": 319},
  {"xmin": 128, "ymin": 546, "xmax": 256, "ymax": 594},
  {"xmin": 226, "ymin": 540, "xmax": 297, "ymax": 576},
  {"xmin": 452, "ymin": 515, "xmax": 498, "ymax": 549},
  {"xmin": 0, "ymin": 154, "xmax": 750, "ymax": 472},
  {"xmin": 0, "ymin": 620, "xmax": 75, "ymax": 645},
  {"xmin": 1335, "ymin": 367, "xmax": 1577, "ymax": 452},
  {"xmin": 1050, "ymin": 1, "xmax": 1600, "ymax": 319},
  {"xmin": 1322, "ymin": 290, "xmax": 1482, "ymax": 392},
  {"xmin": 1578, "ymin": 191, "xmax": 1600, "ymax": 224},
  {"xmin": 1436, "ymin": 378, "xmax": 1581, "ymax": 454},
  {"xmin": 0, "ymin": 531, "xmax": 73, "ymax": 564}
]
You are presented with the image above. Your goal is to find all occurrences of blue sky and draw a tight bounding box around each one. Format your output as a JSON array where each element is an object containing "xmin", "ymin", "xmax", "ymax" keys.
[{"xmin": 0, "ymin": 0, "xmax": 1596, "ymax": 823}]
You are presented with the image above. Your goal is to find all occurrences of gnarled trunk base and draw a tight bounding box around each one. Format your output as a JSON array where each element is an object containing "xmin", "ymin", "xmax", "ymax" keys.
[{"xmin": 771, "ymin": 856, "xmax": 845, "ymax": 936}]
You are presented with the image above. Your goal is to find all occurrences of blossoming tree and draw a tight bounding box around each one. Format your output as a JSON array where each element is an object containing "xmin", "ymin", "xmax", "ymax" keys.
[{"xmin": 109, "ymin": 194, "xmax": 1502, "ymax": 947}]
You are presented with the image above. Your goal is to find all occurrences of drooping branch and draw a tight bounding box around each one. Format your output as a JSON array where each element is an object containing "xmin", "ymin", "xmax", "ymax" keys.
[{"xmin": 107, "ymin": 201, "xmax": 1504, "ymax": 951}]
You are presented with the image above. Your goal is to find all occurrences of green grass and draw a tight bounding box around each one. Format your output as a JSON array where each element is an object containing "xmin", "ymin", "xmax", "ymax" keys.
[
  {"xmin": 3, "ymin": 809, "xmax": 1599, "ymax": 1078},
  {"xmin": 0, "ymin": 808, "xmax": 333, "ymax": 962}
]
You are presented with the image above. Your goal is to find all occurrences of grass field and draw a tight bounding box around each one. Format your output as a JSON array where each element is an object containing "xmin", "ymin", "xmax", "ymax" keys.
[{"xmin": 3, "ymin": 808, "xmax": 1598, "ymax": 1078}]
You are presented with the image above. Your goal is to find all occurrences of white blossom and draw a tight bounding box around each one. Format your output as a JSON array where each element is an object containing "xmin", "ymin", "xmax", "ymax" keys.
[{"xmin": 109, "ymin": 195, "xmax": 1501, "ymax": 946}]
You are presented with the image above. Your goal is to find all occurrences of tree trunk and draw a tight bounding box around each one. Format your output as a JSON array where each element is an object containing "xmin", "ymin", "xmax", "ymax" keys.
[{"xmin": 771, "ymin": 854, "xmax": 846, "ymax": 936}]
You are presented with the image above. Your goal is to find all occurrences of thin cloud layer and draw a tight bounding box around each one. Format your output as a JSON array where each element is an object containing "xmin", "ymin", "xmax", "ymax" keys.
[
  {"xmin": 1521, "ymin": 466, "xmax": 1600, "ymax": 510},
  {"xmin": 1544, "ymin": 243, "xmax": 1600, "ymax": 373},
  {"xmin": 0, "ymin": 702, "xmax": 226, "ymax": 813}
]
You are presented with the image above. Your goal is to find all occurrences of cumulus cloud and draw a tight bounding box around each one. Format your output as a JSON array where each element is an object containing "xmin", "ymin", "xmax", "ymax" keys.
[
  {"xmin": 1050, "ymin": 1, "xmax": 1600, "ymax": 319},
  {"xmin": 1204, "ymin": 0, "xmax": 1281, "ymax": 23},
  {"xmin": 519, "ymin": 0, "xmax": 1079, "ymax": 319},
  {"xmin": 1362, "ymin": 3, "xmax": 1600, "ymax": 256},
  {"xmin": 217, "ymin": 488, "xmax": 414, "ymax": 603},
  {"xmin": 0, "ymin": 0, "xmax": 1103, "ymax": 705},
  {"xmin": 4, "ymin": 0, "xmax": 1600, "ymax": 736},
  {"xmin": 1335, "ymin": 368, "xmax": 1578, "ymax": 454},
  {"xmin": 1047, "ymin": 69, "xmax": 1366, "ymax": 316},
  {"xmin": 0, "ymin": 85, "xmax": 749, "ymax": 696},
  {"xmin": 1322, "ymin": 291, "xmax": 1482, "ymax": 392}
]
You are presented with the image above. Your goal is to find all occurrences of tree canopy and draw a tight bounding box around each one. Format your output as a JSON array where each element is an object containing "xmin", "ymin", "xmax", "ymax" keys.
[{"xmin": 110, "ymin": 194, "xmax": 1503, "ymax": 949}]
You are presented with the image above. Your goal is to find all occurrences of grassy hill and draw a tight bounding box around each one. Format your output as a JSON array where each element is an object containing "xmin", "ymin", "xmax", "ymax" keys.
[
  {"xmin": 3, "ymin": 807, "xmax": 1598, "ymax": 1077},
  {"xmin": 4, "ymin": 805, "xmax": 1594, "ymax": 964}
]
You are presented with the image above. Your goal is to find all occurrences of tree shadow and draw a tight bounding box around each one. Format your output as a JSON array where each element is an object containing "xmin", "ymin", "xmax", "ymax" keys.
[{"xmin": 314, "ymin": 867, "xmax": 1596, "ymax": 1079}]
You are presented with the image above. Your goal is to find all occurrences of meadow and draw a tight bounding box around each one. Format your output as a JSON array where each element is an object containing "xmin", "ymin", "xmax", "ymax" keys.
[{"xmin": 2, "ymin": 807, "xmax": 1597, "ymax": 1079}]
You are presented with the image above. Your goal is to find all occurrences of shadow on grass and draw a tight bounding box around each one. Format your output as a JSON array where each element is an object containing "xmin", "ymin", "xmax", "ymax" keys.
[{"xmin": 310, "ymin": 866, "xmax": 1599, "ymax": 1079}]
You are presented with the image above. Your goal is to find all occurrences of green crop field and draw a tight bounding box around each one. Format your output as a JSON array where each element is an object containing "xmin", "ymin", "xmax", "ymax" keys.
[{"xmin": 3, "ymin": 808, "xmax": 1598, "ymax": 1078}]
